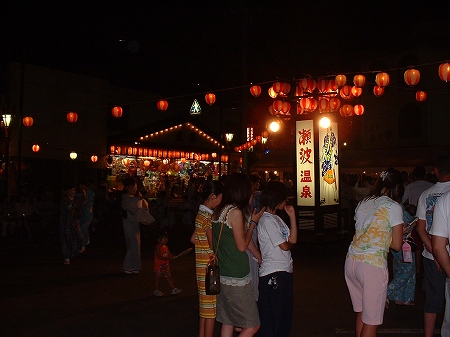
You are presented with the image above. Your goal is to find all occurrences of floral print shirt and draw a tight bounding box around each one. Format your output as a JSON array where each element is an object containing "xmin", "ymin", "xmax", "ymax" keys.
[{"xmin": 347, "ymin": 196, "xmax": 403, "ymax": 268}]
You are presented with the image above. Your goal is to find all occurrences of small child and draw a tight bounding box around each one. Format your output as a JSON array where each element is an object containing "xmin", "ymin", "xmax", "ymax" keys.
[{"xmin": 153, "ymin": 231, "xmax": 182, "ymax": 296}]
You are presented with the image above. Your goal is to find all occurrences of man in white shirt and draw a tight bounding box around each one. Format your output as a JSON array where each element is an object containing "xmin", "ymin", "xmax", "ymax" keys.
[
  {"xmin": 430, "ymin": 190, "xmax": 450, "ymax": 337},
  {"xmin": 417, "ymin": 154, "xmax": 450, "ymax": 337}
]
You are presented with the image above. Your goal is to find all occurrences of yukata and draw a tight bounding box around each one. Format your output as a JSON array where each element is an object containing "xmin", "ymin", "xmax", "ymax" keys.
[
  {"xmin": 59, "ymin": 196, "xmax": 83, "ymax": 260},
  {"xmin": 387, "ymin": 210, "xmax": 416, "ymax": 303}
]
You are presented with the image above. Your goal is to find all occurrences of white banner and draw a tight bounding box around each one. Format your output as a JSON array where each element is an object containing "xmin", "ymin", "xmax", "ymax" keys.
[{"xmin": 296, "ymin": 120, "xmax": 315, "ymax": 206}]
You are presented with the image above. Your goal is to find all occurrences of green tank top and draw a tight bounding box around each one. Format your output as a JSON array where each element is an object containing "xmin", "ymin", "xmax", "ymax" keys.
[{"xmin": 212, "ymin": 205, "xmax": 250, "ymax": 279}]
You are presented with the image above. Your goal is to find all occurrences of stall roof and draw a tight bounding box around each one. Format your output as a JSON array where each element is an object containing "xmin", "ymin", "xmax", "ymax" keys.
[{"xmin": 108, "ymin": 115, "xmax": 225, "ymax": 153}]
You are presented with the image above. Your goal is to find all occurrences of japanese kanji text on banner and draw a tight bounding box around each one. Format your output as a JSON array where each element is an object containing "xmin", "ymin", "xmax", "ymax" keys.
[{"xmin": 296, "ymin": 120, "xmax": 315, "ymax": 206}]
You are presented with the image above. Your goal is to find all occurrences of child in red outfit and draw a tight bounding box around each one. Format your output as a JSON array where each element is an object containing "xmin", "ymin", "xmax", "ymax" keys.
[{"xmin": 153, "ymin": 231, "xmax": 182, "ymax": 296}]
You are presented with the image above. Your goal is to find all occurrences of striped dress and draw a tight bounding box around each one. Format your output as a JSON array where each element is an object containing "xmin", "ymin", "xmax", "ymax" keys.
[{"xmin": 194, "ymin": 204, "xmax": 216, "ymax": 318}]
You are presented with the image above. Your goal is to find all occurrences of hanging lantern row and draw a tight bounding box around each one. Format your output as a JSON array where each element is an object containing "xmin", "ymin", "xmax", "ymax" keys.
[
  {"xmin": 109, "ymin": 145, "xmax": 225, "ymax": 162},
  {"xmin": 234, "ymin": 131, "xmax": 269, "ymax": 152},
  {"xmin": 30, "ymin": 143, "xmax": 99, "ymax": 162},
  {"xmin": 339, "ymin": 104, "xmax": 365, "ymax": 117}
]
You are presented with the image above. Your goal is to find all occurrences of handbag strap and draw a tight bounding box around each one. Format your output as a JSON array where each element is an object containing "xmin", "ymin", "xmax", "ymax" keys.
[{"xmin": 213, "ymin": 206, "xmax": 233, "ymax": 263}]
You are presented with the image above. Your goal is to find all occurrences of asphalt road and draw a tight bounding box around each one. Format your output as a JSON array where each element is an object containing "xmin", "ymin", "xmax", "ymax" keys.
[{"xmin": 0, "ymin": 222, "xmax": 442, "ymax": 337}]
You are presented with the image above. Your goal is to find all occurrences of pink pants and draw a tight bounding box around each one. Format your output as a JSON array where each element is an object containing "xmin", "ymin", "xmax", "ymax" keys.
[{"xmin": 345, "ymin": 258, "xmax": 388, "ymax": 325}]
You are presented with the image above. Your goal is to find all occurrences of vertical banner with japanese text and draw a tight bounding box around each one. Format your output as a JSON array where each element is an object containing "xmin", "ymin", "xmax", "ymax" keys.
[
  {"xmin": 319, "ymin": 122, "xmax": 339, "ymax": 206},
  {"xmin": 296, "ymin": 120, "xmax": 315, "ymax": 206}
]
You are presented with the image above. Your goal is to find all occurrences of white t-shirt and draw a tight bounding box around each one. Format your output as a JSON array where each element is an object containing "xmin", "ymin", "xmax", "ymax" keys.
[
  {"xmin": 416, "ymin": 182, "xmax": 450, "ymax": 260},
  {"xmin": 429, "ymin": 191, "xmax": 450, "ymax": 252},
  {"xmin": 258, "ymin": 212, "xmax": 293, "ymax": 277},
  {"xmin": 401, "ymin": 180, "xmax": 434, "ymax": 206},
  {"xmin": 347, "ymin": 196, "xmax": 403, "ymax": 268}
]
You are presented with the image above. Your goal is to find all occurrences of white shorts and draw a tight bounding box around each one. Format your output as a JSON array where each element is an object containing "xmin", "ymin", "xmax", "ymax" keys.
[{"xmin": 345, "ymin": 258, "xmax": 388, "ymax": 325}]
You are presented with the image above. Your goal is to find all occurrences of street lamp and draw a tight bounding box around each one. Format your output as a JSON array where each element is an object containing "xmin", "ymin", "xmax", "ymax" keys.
[{"xmin": 2, "ymin": 113, "xmax": 12, "ymax": 198}]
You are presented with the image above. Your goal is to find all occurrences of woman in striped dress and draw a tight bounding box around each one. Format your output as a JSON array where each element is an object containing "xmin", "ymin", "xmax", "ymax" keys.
[{"xmin": 191, "ymin": 180, "xmax": 224, "ymax": 337}]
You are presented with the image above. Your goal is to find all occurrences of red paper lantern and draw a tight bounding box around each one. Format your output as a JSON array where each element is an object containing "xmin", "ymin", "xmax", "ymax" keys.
[
  {"xmin": 272, "ymin": 100, "xmax": 283, "ymax": 112},
  {"xmin": 272, "ymin": 82, "xmax": 283, "ymax": 93},
  {"xmin": 353, "ymin": 74, "xmax": 366, "ymax": 87},
  {"xmin": 354, "ymin": 105, "xmax": 364, "ymax": 116},
  {"xmin": 317, "ymin": 79, "xmax": 329, "ymax": 93},
  {"xmin": 375, "ymin": 72, "xmax": 390, "ymax": 87},
  {"xmin": 308, "ymin": 99, "xmax": 318, "ymax": 112},
  {"xmin": 261, "ymin": 131, "xmax": 269, "ymax": 138},
  {"xmin": 328, "ymin": 79, "xmax": 338, "ymax": 91},
  {"xmin": 416, "ymin": 91, "xmax": 427, "ymax": 102},
  {"xmin": 32, "ymin": 144, "xmax": 40, "ymax": 152},
  {"xmin": 23, "ymin": 116, "xmax": 34, "ymax": 127},
  {"xmin": 282, "ymin": 82, "xmax": 291, "ymax": 95},
  {"xmin": 111, "ymin": 106, "xmax": 123, "ymax": 118},
  {"xmin": 250, "ymin": 85, "xmax": 261, "ymax": 97},
  {"xmin": 90, "ymin": 155, "xmax": 98, "ymax": 163},
  {"xmin": 294, "ymin": 86, "xmax": 303, "ymax": 96},
  {"xmin": 66, "ymin": 111, "xmax": 78, "ymax": 123},
  {"xmin": 281, "ymin": 102, "xmax": 291, "ymax": 113},
  {"xmin": 268, "ymin": 87, "xmax": 277, "ymax": 98},
  {"xmin": 268, "ymin": 106, "xmax": 275, "ymax": 116},
  {"xmin": 340, "ymin": 85, "xmax": 353, "ymax": 100},
  {"xmin": 404, "ymin": 69, "xmax": 420, "ymax": 86},
  {"xmin": 438, "ymin": 63, "xmax": 450, "ymax": 82},
  {"xmin": 329, "ymin": 97, "xmax": 341, "ymax": 111},
  {"xmin": 205, "ymin": 93, "xmax": 216, "ymax": 105},
  {"xmin": 318, "ymin": 98, "xmax": 330, "ymax": 113},
  {"xmin": 156, "ymin": 100, "xmax": 168, "ymax": 111},
  {"xmin": 335, "ymin": 74, "xmax": 347, "ymax": 88},
  {"xmin": 351, "ymin": 86, "xmax": 363, "ymax": 97},
  {"xmin": 299, "ymin": 97, "xmax": 311, "ymax": 110},
  {"xmin": 340, "ymin": 104, "xmax": 354, "ymax": 117},
  {"xmin": 373, "ymin": 86, "xmax": 385, "ymax": 97}
]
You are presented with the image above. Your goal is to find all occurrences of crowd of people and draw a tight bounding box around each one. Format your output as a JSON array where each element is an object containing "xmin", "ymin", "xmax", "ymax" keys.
[
  {"xmin": 5, "ymin": 156, "xmax": 450, "ymax": 337},
  {"xmin": 344, "ymin": 153, "xmax": 450, "ymax": 337}
]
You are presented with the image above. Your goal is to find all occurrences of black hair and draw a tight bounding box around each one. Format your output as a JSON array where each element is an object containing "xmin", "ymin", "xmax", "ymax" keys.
[
  {"xmin": 122, "ymin": 177, "xmax": 136, "ymax": 188},
  {"xmin": 156, "ymin": 230, "xmax": 168, "ymax": 243},
  {"xmin": 412, "ymin": 166, "xmax": 426, "ymax": 179},
  {"xmin": 200, "ymin": 180, "xmax": 224, "ymax": 201},
  {"xmin": 212, "ymin": 172, "xmax": 252, "ymax": 220},
  {"xmin": 434, "ymin": 153, "xmax": 450, "ymax": 176},
  {"xmin": 365, "ymin": 167, "xmax": 404, "ymax": 203},
  {"xmin": 248, "ymin": 173, "xmax": 261, "ymax": 184},
  {"xmin": 260, "ymin": 181, "xmax": 288, "ymax": 211}
]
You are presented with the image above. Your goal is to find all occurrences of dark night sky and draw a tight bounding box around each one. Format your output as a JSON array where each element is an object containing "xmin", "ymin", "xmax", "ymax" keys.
[{"xmin": 3, "ymin": 2, "xmax": 450, "ymax": 102}]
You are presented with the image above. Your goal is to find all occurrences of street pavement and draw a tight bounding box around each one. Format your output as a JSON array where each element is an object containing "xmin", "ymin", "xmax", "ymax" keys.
[{"xmin": 0, "ymin": 221, "xmax": 442, "ymax": 337}]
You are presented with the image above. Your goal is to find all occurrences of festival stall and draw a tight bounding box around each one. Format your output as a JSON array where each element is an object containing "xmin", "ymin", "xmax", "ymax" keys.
[{"xmin": 107, "ymin": 117, "xmax": 228, "ymax": 196}]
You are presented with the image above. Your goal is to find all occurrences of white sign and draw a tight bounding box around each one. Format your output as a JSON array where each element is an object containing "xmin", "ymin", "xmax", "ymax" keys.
[{"xmin": 296, "ymin": 120, "xmax": 315, "ymax": 206}]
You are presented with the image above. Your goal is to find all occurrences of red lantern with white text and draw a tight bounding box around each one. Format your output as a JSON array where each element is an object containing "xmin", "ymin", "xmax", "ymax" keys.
[
  {"xmin": 373, "ymin": 86, "xmax": 385, "ymax": 97},
  {"xmin": 32, "ymin": 144, "xmax": 40, "ymax": 152},
  {"xmin": 439, "ymin": 63, "xmax": 450, "ymax": 82},
  {"xmin": 250, "ymin": 85, "xmax": 261, "ymax": 97},
  {"xmin": 67, "ymin": 112, "xmax": 78, "ymax": 123},
  {"xmin": 354, "ymin": 105, "xmax": 364, "ymax": 116},
  {"xmin": 416, "ymin": 91, "xmax": 427, "ymax": 102},
  {"xmin": 157, "ymin": 100, "xmax": 168, "ymax": 111},
  {"xmin": 111, "ymin": 106, "xmax": 123, "ymax": 118},
  {"xmin": 23, "ymin": 116, "xmax": 33, "ymax": 127},
  {"xmin": 404, "ymin": 69, "xmax": 420, "ymax": 86},
  {"xmin": 375, "ymin": 72, "xmax": 390, "ymax": 87},
  {"xmin": 90, "ymin": 155, "xmax": 98, "ymax": 163},
  {"xmin": 205, "ymin": 93, "xmax": 216, "ymax": 105}
]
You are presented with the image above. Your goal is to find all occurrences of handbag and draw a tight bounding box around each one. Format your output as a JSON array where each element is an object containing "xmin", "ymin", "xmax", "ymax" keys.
[{"xmin": 205, "ymin": 210, "xmax": 227, "ymax": 295}]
